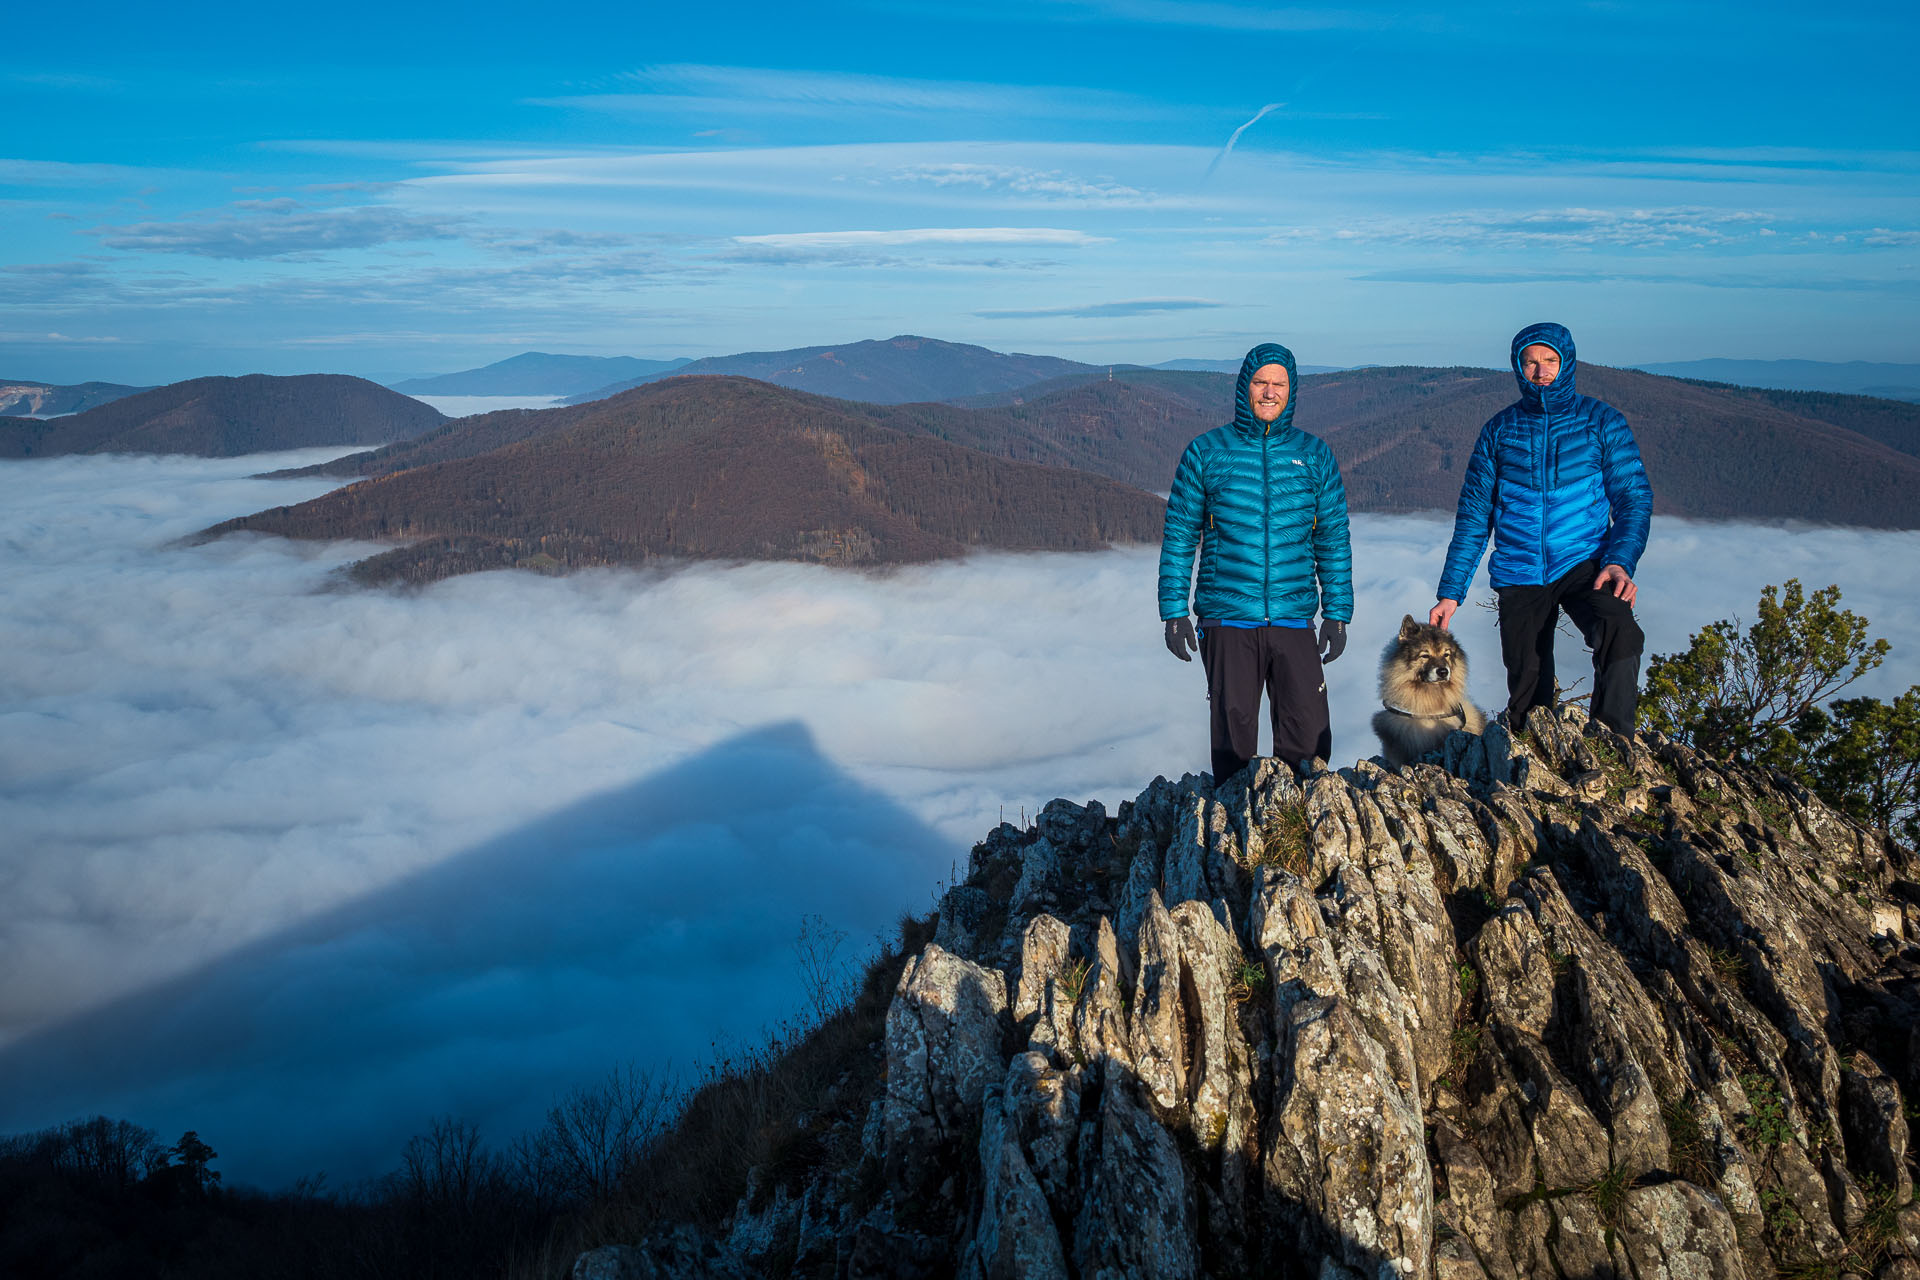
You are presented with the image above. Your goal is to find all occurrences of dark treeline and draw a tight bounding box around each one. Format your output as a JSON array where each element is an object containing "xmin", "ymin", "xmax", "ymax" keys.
[
  {"xmin": 0, "ymin": 374, "xmax": 443, "ymax": 459},
  {"xmin": 1, "ymin": 1113, "xmax": 557, "ymax": 1278},
  {"xmin": 0, "ymin": 915, "xmax": 934, "ymax": 1280}
]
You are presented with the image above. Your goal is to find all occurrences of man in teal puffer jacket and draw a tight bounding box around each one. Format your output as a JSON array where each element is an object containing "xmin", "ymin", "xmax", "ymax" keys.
[
  {"xmin": 1430, "ymin": 322, "xmax": 1652, "ymax": 734},
  {"xmin": 1159, "ymin": 342, "xmax": 1353, "ymax": 781}
]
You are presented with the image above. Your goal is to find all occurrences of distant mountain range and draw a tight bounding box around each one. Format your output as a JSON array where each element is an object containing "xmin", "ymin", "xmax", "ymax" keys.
[
  {"xmin": 0, "ymin": 379, "xmax": 150, "ymax": 418},
  {"xmin": 1149, "ymin": 358, "xmax": 1346, "ymax": 375},
  {"xmin": 1632, "ymin": 359, "xmax": 1920, "ymax": 402},
  {"xmin": 206, "ymin": 376, "xmax": 1167, "ymax": 585},
  {"xmin": 390, "ymin": 352, "xmax": 692, "ymax": 398},
  {"xmin": 280, "ymin": 361, "xmax": 1920, "ymax": 530},
  {"xmin": 383, "ymin": 347, "xmax": 1351, "ymax": 403},
  {"xmin": 0, "ymin": 375, "xmax": 444, "ymax": 458},
  {"xmin": 216, "ymin": 359, "xmax": 1920, "ymax": 588},
  {"xmin": 561, "ymin": 335, "xmax": 1098, "ymax": 405},
  {"xmin": 1301, "ymin": 364, "xmax": 1920, "ymax": 526}
]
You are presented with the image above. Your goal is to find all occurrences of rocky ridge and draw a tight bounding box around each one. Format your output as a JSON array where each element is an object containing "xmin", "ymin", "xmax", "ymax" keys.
[{"xmin": 581, "ymin": 706, "xmax": 1920, "ymax": 1280}]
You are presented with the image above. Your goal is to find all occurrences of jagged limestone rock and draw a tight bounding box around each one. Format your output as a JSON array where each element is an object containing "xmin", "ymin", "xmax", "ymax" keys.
[
  {"xmin": 1073, "ymin": 1062, "xmax": 1199, "ymax": 1280},
  {"xmin": 1267, "ymin": 996, "xmax": 1432, "ymax": 1280},
  {"xmin": 997, "ymin": 1051, "xmax": 1081, "ymax": 1224},
  {"xmin": 1842, "ymin": 1052, "xmax": 1914, "ymax": 1201},
  {"xmin": 1617, "ymin": 1181, "xmax": 1748, "ymax": 1280},
  {"xmin": 962, "ymin": 1064, "xmax": 1070, "ymax": 1280},
  {"xmin": 591, "ymin": 709, "xmax": 1920, "ymax": 1280},
  {"xmin": 571, "ymin": 1229, "xmax": 749, "ymax": 1280},
  {"xmin": 882, "ymin": 943, "xmax": 1011, "ymax": 1199},
  {"xmin": 1012, "ymin": 913, "xmax": 1070, "ymax": 1023},
  {"xmin": 1010, "ymin": 836, "xmax": 1064, "ymax": 919},
  {"xmin": 932, "ymin": 884, "xmax": 996, "ymax": 963},
  {"xmin": 1069, "ymin": 915, "xmax": 1130, "ymax": 1068}
]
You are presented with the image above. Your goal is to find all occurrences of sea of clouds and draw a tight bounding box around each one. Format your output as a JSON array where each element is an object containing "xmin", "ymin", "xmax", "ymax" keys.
[{"xmin": 3, "ymin": 450, "xmax": 1917, "ymax": 1188}]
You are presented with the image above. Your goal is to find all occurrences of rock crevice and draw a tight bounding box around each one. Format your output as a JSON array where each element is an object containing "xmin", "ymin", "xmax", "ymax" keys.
[{"xmin": 584, "ymin": 707, "xmax": 1920, "ymax": 1280}]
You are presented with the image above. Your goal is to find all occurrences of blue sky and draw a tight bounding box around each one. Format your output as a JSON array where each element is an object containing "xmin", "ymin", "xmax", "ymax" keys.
[{"xmin": 4, "ymin": 0, "xmax": 1917, "ymax": 383}]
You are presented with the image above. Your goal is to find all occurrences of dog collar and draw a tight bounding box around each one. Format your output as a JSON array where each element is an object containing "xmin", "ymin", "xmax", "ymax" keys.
[{"xmin": 1381, "ymin": 699, "xmax": 1467, "ymax": 722}]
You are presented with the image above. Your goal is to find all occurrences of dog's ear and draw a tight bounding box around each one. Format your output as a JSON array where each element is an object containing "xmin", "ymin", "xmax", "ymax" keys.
[{"xmin": 1399, "ymin": 614, "xmax": 1420, "ymax": 639}]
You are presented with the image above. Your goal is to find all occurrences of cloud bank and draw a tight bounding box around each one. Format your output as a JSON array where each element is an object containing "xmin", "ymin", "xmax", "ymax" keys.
[{"xmin": 2, "ymin": 453, "xmax": 1916, "ymax": 1187}]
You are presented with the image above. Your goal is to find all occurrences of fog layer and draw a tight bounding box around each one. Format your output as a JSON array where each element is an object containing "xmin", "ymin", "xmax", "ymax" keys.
[{"xmin": 3, "ymin": 452, "xmax": 1915, "ymax": 1185}]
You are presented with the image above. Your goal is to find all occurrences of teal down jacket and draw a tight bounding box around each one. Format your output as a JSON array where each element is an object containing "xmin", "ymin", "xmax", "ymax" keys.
[
  {"xmin": 1158, "ymin": 343, "xmax": 1354, "ymax": 624},
  {"xmin": 1436, "ymin": 322, "xmax": 1652, "ymax": 601}
]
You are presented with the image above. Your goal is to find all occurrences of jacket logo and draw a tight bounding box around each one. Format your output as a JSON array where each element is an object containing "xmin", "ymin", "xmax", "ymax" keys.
[{"xmin": 1290, "ymin": 459, "xmax": 1305, "ymax": 466}]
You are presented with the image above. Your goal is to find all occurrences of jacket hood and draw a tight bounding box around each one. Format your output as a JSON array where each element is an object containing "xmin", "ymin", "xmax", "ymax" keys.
[
  {"xmin": 1234, "ymin": 342, "xmax": 1299, "ymax": 437},
  {"xmin": 1510, "ymin": 321, "xmax": 1578, "ymax": 411}
]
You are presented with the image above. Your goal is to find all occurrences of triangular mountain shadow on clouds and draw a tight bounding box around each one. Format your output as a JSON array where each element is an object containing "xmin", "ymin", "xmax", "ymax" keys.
[{"xmin": 0, "ymin": 721, "xmax": 958, "ymax": 1189}]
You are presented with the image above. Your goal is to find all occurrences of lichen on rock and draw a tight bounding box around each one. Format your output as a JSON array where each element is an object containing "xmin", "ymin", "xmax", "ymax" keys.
[{"xmin": 593, "ymin": 705, "xmax": 1920, "ymax": 1279}]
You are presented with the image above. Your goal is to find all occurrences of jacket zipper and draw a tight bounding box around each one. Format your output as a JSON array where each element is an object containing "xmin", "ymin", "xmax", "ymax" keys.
[
  {"xmin": 1538, "ymin": 402, "xmax": 1549, "ymax": 575},
  {"xmin": 1262, "ymin": 423, "xmax": 1272, "ymax": 622}
]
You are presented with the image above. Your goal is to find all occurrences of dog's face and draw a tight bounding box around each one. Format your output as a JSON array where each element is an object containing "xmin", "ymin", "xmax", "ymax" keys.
[{"xmin": 1393, "ymin": 614, "xmax": 1465, "ymax": 687}]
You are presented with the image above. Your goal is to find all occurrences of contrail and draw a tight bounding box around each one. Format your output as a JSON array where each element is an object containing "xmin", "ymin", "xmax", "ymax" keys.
[{"xmin": 1205, "ymin": 102, "xmax": 1285, "ymax": 180}]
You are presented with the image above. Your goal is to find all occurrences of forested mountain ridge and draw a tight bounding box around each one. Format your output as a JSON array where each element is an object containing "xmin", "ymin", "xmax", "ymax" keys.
[
  {"xmin": 391, "ymin": 352, "xmax": 691, "ymax": 397},
  {"xmin": 0, "ymin": 378, "xmax": 149, "ymax": 418},
  {"xmin": 207, "ymin": 376, "xmax": 1167, "ymax": 584},
  {"xmin": 1634, "ymin": 357, "xmax": 1920, "ymax": 401},
  {"xmin": 864, "ymin": 362, "xmax": 1920, "ymax": 526},
  {"xmin": 269, "ymin": 364, "xmax": 1920, "ymax": 530},
  {"xmin": 563, "ymin": 334, "xmax": 1098, "ymax": 405},
  {"xmin": 0, "ymin": 375, "xmax": 444, "ymax": 459}
]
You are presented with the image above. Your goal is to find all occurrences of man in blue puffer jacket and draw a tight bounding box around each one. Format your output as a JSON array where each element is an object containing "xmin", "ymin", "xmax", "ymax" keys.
[
  {"xmin": 1430, "ymin": 322, "xmax": 1652, "ymax": 734},
  {"xmin": 1159, "ymin": 342, "xmax": 1353, "ymax": 781}
]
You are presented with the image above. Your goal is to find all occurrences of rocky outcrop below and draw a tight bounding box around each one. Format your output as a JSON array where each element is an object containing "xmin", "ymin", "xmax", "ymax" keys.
[{"xmin": 581, "ymin": 707, "xmax": 1920, "ymax": 1280}]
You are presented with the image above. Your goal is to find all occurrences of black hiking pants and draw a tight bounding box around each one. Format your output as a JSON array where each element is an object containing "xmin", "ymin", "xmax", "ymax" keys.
[
  {"xmin": 1494, "ymin": 558, "xmax": 1644, "ymax": 735},
  {"xmin": 1197, "ymin": 622, "xmax": 1331, "ymax": 782}
]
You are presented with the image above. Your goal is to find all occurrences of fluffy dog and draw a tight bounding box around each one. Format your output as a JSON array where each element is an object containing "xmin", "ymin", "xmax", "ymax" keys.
[{"xmin": 1371, "ymin": 614, "xmax": 1487, "ymax": 768}]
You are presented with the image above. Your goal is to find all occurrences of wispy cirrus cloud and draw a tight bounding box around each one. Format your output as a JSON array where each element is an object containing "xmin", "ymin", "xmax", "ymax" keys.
[
  {"xmin": 1263, "ymin": 205, "xmax": 1798, "ymax": 252},
  {"xmin": 972, "ymin": 0, "xmax": 1423, "ymax": 32},
  {"xmin": 537, "ymin": 63, "xmax": 1160, "ymax": 123},
  {"xmin": 977, "ymin": 297, "xmax": 1227, "ymax": 319},
  {"xmin": 6, "ymin": 71, "xmax": 123, "ymax": 92},
  {"xmin": 734, "ymin": 226, "xmax": 1104, "ymax": 250},
  {"xmin": 888, "ymin": 163, "xmax": 1151, "ymax": 204},
  {"xmin": 1354, "ymin": 267, "xmax": 1920, "ymax": 294},
  {"xmin": 0, "ymin": 158, "xmax": 165, "ymax": 188},
  {"xmin": 90, "ymin": 200, "xmax": 463, "ymax": 260}
]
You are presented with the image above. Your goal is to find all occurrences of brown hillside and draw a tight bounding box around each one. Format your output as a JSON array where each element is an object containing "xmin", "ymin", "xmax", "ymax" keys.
[
  {"xmin": 0, "ymin": 374, "xmax": 444, "ymax": 459},
  {"xmin": 206, "ymin": 377, "xmax": 1166, "ymax": 584},
  {"xmin": 264, "ymin": 401, "xmax": 600, "ymax": 479},
  {"xmin": 259, "ymin": 363, "xmax": 1920, "ymax": 530},
  {"xmin": 1303, "ymin": 364, "xmax": 1920, "ymax": 527}
]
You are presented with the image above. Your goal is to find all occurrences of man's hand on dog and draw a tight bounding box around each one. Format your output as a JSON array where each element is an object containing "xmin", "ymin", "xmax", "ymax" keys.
[
  {"xmin": 1428, "ymin": 598, "xmax": 1459, "ymax": 630},
  {"xmin": 1317, "ymin": 619, "xmax": 1346, "ymax": 663},
  {"xmin": 1594, "ymin": 563, "xmax": 1637, "ymax": 605},
  {"xmin": 1164, "ymin": 617, "xmax": 1197, "ymax": 661}
]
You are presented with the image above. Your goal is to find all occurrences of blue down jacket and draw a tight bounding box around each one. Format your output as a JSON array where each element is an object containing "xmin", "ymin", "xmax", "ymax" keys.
[
  {"xmin": 1158, "ymin": 343, "xmax": 1353, "ymax": 623},
  {"xmin": 1436, "ymin": 322, "xmax": 1652, "ymax": 601}
]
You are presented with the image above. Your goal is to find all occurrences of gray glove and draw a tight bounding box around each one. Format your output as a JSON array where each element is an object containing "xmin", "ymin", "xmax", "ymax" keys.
[
  {"xmin": 1164, "ymin": 618, "xmax": 1197, "ymax": 661},
  {"xmin": 1317, "ymin": 618, "xmax": 1347, "ymax": 663}
]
